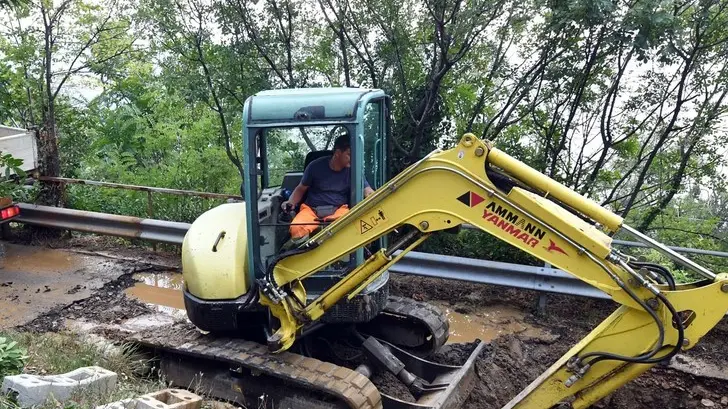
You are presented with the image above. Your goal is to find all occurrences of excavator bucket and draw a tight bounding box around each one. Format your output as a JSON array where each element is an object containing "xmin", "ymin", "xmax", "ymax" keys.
[{"xmin": 377, "ymin": 339, "xmax": 486, "ymax": 409}]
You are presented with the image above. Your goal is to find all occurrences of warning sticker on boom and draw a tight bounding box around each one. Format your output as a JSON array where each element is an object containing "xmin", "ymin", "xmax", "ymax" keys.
[{"xmin": 359, "ymin": 209, "xmax": 386, "ymax": 234}]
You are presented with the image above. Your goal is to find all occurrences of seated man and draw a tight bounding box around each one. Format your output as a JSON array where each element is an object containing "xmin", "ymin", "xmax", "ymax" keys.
[{"xmin": 282, "ymin": 132, "xmax": 374, "ymax": 240}]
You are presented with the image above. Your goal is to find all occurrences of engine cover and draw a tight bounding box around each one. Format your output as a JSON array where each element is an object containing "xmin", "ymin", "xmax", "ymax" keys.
[{"xmin": 182, "ymin": 202, "xmax": 250, "ymax": 300}]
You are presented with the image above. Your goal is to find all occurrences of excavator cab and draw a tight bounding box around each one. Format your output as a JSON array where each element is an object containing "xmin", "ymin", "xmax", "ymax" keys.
[
  {"xmin": 240, "ymin": 88, "xmax": 392, "ymax": 324},
  {"xmin": 182, "ymin": 88, "xmax": 397, "ymax": 333}
]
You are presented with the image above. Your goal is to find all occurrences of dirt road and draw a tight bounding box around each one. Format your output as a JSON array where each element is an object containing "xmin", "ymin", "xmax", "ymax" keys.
[{"xmin": 6, "ymin": 235, "xmax": 728, "ymax": 408}]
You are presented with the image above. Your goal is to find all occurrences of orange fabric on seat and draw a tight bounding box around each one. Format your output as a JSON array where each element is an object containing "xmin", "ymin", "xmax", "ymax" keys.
[{"xmin": 290, "ymin": 203, "xmax": 349, "ymax": 239}]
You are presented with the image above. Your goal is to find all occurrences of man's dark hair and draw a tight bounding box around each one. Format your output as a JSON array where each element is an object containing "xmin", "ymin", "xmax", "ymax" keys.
[{"xmin": 333, "ymin": 132, "xmax": 350, "ymax": 152}]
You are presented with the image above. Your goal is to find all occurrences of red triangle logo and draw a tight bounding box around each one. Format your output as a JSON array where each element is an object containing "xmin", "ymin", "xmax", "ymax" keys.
[{"xmin": 470, "ymin": 192, "xmax": 485, "ymax": 207}]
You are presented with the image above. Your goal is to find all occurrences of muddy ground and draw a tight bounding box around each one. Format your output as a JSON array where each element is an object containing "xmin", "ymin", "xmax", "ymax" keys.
[
  {"xmin": 4, "ymin": 232, "xmax": 728, "ymax": 409},
  {"xmin": 0, "ymin": 242, "xmax": 161, "ymax": 329},
  {"xmin": 393, "ymin": 275, "xmax": 728, "ymax": 408}
]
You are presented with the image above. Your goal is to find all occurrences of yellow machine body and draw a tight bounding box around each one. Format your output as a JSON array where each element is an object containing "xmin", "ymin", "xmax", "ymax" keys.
[{"xmin": 181, "ymin": 201, "xmax": 249, "ymax": 299}]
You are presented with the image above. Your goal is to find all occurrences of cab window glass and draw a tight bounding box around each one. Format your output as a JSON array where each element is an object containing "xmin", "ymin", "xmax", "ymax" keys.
[{"xmin": 362, "ymin": 101, "xmax": 383, "ymax": 189}]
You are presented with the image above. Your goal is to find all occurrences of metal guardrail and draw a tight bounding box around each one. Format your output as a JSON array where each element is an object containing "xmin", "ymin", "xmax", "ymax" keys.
[
  {"xmin": 460, "ymin": 223, "xmax": 728, "ymax": 258},
  {"xmin": 38, "ymin": 176, "xmax": 242, "ymax": 200},
  {"xmin": 16, "ymin": 203, "xmax": 190, "ymax": 244},
  {"xmin": 13, "ymin": 203, "xmax": 728, "ymax": 302},
  {"xmin": 387, "ymin": 250, "xmax": 610, "ymax": 299},
  {"xmin": 37, "ymin": 176, "xmax": 241, "ymax": 221}
]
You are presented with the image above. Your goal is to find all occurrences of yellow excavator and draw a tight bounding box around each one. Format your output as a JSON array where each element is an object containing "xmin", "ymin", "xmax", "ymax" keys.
[{"xmin": 129, "ymin": 88, "xmax": 728, "ymax": 409}]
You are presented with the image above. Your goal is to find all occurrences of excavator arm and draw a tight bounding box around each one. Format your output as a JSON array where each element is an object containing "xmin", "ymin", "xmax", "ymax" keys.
[{"xmin": 257, "ymin": 133, "xmax": 728, "ymax": 409}]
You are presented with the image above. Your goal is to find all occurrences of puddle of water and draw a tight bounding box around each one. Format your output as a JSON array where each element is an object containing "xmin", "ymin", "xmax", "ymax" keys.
[
  {"xmin": 124, "ymin": 272, "xmax": 186, "ymax": 316},
  {"xmin": 1, "ymin": 244, "xmax": 81, "ymax": 274},
  {"xmin": 434, "ymin": 302, "xmax": 551, "ymax": 343},
  {"xmin": 0, "ymin": 243, "xmax": 100, "ymax": 329},
  {"xmin": 132, "ymin": 272, "xmax": 185, "ymax": 291}
]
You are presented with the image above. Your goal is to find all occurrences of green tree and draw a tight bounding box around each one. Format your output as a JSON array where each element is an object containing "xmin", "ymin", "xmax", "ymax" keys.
[{"xmin": 0, "ymin": 0, "xmax": 135, "ymax": 206}]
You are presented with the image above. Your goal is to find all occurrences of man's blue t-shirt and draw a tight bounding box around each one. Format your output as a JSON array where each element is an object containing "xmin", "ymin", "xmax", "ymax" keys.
[{"xmin": 301, "ymin": 156, "xmax": 370, "ymax": 208}]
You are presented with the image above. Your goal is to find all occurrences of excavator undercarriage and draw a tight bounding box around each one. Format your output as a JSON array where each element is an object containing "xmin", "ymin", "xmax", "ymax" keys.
[{"xmin": 129, "ymin": 295, "xmax": 481, "ymax": 409}]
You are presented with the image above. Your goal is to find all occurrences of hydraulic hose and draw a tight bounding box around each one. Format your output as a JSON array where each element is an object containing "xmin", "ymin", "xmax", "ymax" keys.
[
  {"xmin": 642, "ymin": 291, "xmax": 685, "ymax": 363},
  {"xmin": 577, "ymin": 280, "xmax": 665, "ymax": 366},
  {"xmin": 628, "ymin": 261, "xmax": 677, "ymax": 291},
  {"xmin": 584, "ymin": 291, "xmax": 684, "ymax": 367},
  {"xmin": 574, "ymin": 260, "xmax": 685, "ymax": 370}
]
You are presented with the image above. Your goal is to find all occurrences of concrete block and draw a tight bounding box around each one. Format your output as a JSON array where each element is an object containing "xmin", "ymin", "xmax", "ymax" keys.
[
  {"xmin": 1, "ymin": 366, "xmax": 117, "ymax": 407},
  {"xmin": 96, "ymin": 389, "xmax": 202, "ymax": 409}
]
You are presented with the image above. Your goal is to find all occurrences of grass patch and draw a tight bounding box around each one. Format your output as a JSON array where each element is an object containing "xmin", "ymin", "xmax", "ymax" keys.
[{"xmin": 0, "ymin": 329, "xmax": 169, "ymax": 408}]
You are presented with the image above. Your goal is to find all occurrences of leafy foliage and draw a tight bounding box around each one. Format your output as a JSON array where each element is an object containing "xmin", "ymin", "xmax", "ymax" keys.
[
  {"xmin": 0, "ymin": 152, "xmax": 30, "ymax": 200},
  {"xmin": 1, "ymin": 0, "xmax": 728, "ymax": 266},
  {"xmin": 0, "ymin": 0, "xmax": 27, "ymax": 10},
  {"xmin": 0, "ymin": 336, "xmax": 28, "ymax": 377}
]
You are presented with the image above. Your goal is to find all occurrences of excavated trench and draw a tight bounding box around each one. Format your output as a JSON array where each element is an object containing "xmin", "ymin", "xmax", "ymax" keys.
[{"xmin": 6, "ymin": 239, "xmax": 728, "ymax": 409}]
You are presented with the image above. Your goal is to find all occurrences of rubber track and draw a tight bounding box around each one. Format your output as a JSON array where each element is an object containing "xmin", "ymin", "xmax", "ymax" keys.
[
  {"xmin": 381, "ymin": 296, "xmax": 450, "ymax": 353},
  {"xmin": 128, "ymin": 324, "xmax": 383, "ymax": 409}
]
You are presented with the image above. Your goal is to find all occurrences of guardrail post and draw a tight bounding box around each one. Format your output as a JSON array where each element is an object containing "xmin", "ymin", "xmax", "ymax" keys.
[
  {"xmin": 536, "ymin": 262, "xmax": 550, "ymax": 315},
  {"xmin": 147, "ymin": 191, "xmax": 156, "ymax": 251},
  {"xmin": 146, "ymin": 191, "xmax": 154, "ymax": 219}
]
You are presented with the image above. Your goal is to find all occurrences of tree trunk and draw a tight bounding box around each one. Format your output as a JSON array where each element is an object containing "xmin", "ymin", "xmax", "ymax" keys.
[
  {"xmin": 37, "ymin": 8, "xmax": 63, "ymax": 208},
  {"xmin": 36, "ymin": 110, "xmax": 63, "ymax": 207},
  {"xmin": 637, "ymin": 138, "xmax": 697, "ymax": 231}
]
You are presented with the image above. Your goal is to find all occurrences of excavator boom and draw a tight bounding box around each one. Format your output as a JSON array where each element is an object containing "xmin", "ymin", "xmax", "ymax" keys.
[{"xmin": 258, "ymin": 133, "xmax": 728, "ymax": 408}]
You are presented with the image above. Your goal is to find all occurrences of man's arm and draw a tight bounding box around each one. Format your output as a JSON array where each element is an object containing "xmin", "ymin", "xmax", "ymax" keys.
[
  {"xmin": 363, "ymin": 177, "xmax": 374, "ymax": 197},
  {"xmin": 283, "ymin": 183, "xmax": 308, "ymax": 209},
  {"xmin": 283, "ymin": 162, "xmax": 314, "ymax": 210}
]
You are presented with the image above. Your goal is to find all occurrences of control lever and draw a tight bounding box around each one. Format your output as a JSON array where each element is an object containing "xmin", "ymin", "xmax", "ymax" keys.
[{"xmin": 279, "ymin": 203, "xmax": 295, "ymax": 223}]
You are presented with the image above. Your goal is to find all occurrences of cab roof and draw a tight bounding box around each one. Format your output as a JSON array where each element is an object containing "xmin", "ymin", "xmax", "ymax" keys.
[{"xmin": 244, "ymin": 87, "xmax": 384, "ymax": 125}]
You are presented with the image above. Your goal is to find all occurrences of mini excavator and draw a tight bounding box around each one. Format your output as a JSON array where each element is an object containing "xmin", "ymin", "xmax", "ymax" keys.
[{"xmin": 133, "ymin": 88, "xmax": 728, "ymax": 409}]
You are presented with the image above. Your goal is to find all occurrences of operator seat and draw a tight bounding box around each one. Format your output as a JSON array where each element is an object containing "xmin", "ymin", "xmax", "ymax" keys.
[
  {"xmin": 304, "ymin": 149, "xmax": 333, "ymax": 170},
  {"xmin": 296, "ymin": 149, "xmax": 333, "ymax": 211}
]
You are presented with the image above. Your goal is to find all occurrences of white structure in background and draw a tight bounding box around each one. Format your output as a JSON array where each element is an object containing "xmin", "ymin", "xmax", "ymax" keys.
[{"xmin": 0, "ymin": 125, "xmax": 38, "ymax": 175}]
